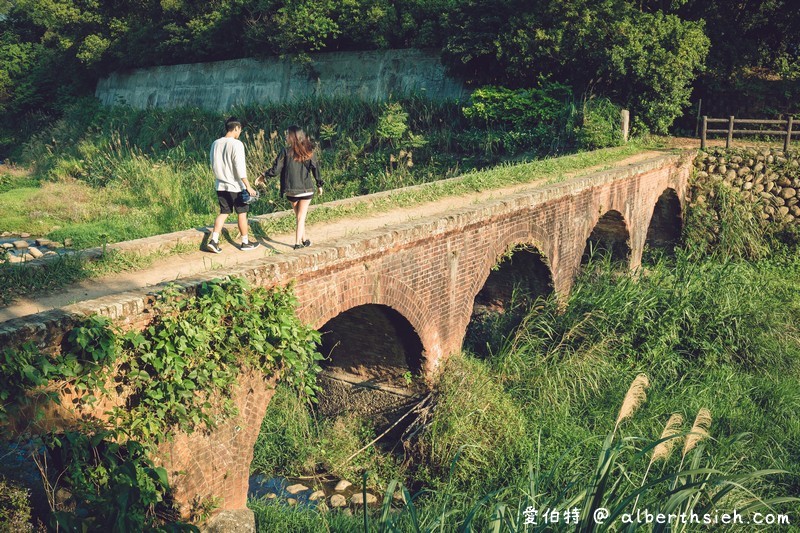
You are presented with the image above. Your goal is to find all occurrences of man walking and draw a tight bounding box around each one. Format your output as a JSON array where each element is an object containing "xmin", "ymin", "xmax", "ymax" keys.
[{"xmin": 207, "ymin": 117, "xmax": 260, "ymax": 253}]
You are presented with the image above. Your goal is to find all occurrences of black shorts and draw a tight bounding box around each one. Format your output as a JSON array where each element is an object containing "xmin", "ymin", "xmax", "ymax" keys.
[
  {"xmin": 217, "ymin": 190, "xmax": 249, "ymax": 214},
  {"xmin": 286, "ymin": 194, "xmax": 314, "ymax": 202}
]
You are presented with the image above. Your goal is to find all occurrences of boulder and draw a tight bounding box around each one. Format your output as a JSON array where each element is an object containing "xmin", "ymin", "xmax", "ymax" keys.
[
  {"xmin": 334, "ymin": 480, "xmax": 352, "ymax": 492},
  {"xmin": 201, "ymin": 509, "xmax": 255, "ymax": 533},
  {"xmin": 285, "ymin": 484, "xmax": 308, "ymax": 495},
  {"xmin": 351, "ymin": 493, "xmax": 378, "ymax": 506},
  {"xmin": 330, "ymin": 494, "xmax": 347, "ymax": 508}
]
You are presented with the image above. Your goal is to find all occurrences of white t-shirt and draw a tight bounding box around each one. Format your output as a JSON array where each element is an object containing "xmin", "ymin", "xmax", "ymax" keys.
[{"xmin": 210, "ymin": 137, "xmax": 247, "ymax": 192}]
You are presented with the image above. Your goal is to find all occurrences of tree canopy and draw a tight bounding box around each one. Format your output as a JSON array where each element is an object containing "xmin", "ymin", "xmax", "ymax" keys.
[{"xmin": 0, "ymin": 0, "xmax": 797, "ymax": 149}]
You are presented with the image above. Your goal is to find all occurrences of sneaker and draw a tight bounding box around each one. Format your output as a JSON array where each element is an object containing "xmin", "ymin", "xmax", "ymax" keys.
[
  {"xmin": 240, "ymin": 241, "xmax": 260, "ymax": 251},
  {"xmin": 302, "ymin": 239, "xmax": 311, "ymax": 247},
  {"xmin": 206, "ymin": 240, "xmax": 222, "ymax": 254},
  {"xmin": 293, "ymin": 244, "xmax": 303, "ymax": 250}
]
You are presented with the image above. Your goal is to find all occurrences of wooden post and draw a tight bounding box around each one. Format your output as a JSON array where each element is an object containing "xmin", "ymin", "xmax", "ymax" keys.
[
  {"xmin": 695, "ymin": 99, "xmax": 702, "ymax": 137},
  {"xmin": 620, "ymin": 109, "xmax": 630, "ymax": 143},
  {"xmin": 726, "ymin": 115, "xmax": 734, "ymax": 148},
  {"xmin": 785, "ymin": 116, "xmax": 794, "ymax": 152},
  {"xmin": 700, "ymin": 116, "xmax": 707, "ymax": 150}
]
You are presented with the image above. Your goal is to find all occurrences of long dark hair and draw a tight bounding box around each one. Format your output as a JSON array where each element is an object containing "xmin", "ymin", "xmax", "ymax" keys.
[{"xmin": 286, "ymin": 125, "xmax": 314, "ymax": 161}]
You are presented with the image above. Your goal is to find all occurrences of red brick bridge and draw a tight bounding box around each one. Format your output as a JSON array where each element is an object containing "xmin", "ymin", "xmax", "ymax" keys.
[{"xmin": 0, "ymin": 152, "xmax": 691, "ymax": 523}]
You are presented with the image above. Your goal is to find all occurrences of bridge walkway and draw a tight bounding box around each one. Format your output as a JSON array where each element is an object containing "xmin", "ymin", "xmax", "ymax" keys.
[{"xmin": 0, "ymin": 150, "xmax": 664, "ymax": 323}]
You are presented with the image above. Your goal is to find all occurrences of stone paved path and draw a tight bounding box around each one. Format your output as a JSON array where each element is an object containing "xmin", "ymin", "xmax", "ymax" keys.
[{"xmin": 0, "ymin": 151, "xmax": 666, "ymax": 323}]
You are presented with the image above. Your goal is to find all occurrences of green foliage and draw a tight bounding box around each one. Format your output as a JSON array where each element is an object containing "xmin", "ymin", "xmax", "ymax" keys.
[
  {"xmin": 111, "ymin": 278, "xmax": 323, "ymax": 442},
  {"xmin": 0, "ymin": 476, "xmax": 33, "ymax": 531},
  {"xmin": 463, "ymin": 83, "xmax": 573, "ymax": 130},
  {"xmin": 576, "ymin": 96, "xmax": 624, "ymax": 150},
  {"xmin": 443, "ymin": 1, "xmax": 710, "ymax": 133},
  {"xmin": 603, "ymin": 11, "xmax": 709, "ymax": 133},
  {"xmin": 683, "ymin": 178, "xmax": 769, "ymax": 261},
  {"xmin": 413, "ymin": 354, "xmax": 533, "ymax": 493},
  {"xmin": 461, "ymin": 84, "xmax": 627, "ymax": 153},
  {"xmin": 1, "ymin": 278, "xmax": 323, "ymax": 528},
  {"xmin": 463, "ymin": 83, "xmax": 577, "ymax": 152},
  {"xmin": 0, "ymin": 316, "xmax": 116, "ymax": 425},
  {"xmin": 376, "ymin": 102, "xmax": 409, "ymax": 145},
  {"xmin": 44, "ymin": 430, "xmax": 196, "ymax": 533}
]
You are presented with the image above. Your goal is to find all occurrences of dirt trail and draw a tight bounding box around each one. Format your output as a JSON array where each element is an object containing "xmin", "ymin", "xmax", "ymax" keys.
[{"xmin": 0, "ymin": 150, "xmax": 665, "ymax": 322}]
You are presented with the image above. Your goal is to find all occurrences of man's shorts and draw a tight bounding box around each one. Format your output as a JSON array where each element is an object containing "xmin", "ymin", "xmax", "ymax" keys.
[{"xmin": 217, "ymin": 190, "xmax": 249, "ymax": 214}]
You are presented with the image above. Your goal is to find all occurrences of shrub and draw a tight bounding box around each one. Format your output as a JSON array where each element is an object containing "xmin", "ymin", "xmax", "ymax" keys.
[
  {"xmin": 576, "ymin": 96, "xmax": 624, "ymax": 150},
  {"xmin": 462, "ymin": 83, "xmax": 573, "ymax": 130},
  {"xmin": 0, "ymin": 477, "xmax": 33, "ymax": 532},
  {"xmin": 413, "ymin": 354, "xmax": 533, "ymax": 492}
]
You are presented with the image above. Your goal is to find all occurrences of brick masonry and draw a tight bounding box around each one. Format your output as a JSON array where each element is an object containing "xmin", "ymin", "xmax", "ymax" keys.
[{"xmin": 0, "ymin": 152, "xmax": 692, "ymax": 516}]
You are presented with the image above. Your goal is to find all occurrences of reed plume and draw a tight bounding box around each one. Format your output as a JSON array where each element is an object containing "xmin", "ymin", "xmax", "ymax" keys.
[
  {"xmin": 613, "ymin": 373, "xmax": 650, "ymax": 435},
  {"xmin": 652, "ymin": 413, "xmax": 684, "ymax": 463},
  {"xmin": 632, "ymin": 413, "xmax": 684, "ymax": 514},
  {"xmin": 682, "ymin": 408, "xmax": 712, "ymax": 458}
]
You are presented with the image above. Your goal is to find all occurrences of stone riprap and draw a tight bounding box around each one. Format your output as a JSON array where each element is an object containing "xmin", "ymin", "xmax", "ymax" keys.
[
  {"xmin": 693, "ymin": 147, "xmax": 800, "ymax": 224},
  {"xmin": 0, "ymin": 233, "xmax": 68, "ymax": 264}
]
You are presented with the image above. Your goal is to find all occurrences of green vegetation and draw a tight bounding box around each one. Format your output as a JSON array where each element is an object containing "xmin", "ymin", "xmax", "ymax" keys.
[
  {"xmin": 246, "ymin": 176, "xmax": 800, "ymax": 529},
  {"xmin": 0, "ymin": 95, "xmax": 642, "ymax": 304},
  {"xmin": 5, "ymin": 0, "xmax": 794, "ymax": 149},
  {"xmin": 0, "ymin": 477, "xmax": 33, "ymax": 532},
  {"xmin": 0, "ymin": 279, "xmax": 322, "ymax": 529}
]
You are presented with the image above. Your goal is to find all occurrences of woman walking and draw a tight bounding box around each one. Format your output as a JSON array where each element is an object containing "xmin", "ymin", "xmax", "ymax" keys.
[{"xmin": 259, "ymin": 125, "xmax": 323, "ymax": 249}]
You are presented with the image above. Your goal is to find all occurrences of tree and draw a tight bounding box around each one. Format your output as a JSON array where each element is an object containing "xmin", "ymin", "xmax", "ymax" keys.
[{"xmin": 440, "ymin": 0, "xmax": 710, "ymax": 132}]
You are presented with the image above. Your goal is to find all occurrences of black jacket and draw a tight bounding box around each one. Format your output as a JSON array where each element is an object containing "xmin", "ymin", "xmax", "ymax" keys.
[{"xmin": 264, "ymin": 147, "xmax": 323, "ymax": 196}]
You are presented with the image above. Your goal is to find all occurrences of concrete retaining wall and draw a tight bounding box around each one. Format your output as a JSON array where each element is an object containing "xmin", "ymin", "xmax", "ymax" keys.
[{"xmin": 95, "ymin": 49, "xmax": 468, "ymax": 111}]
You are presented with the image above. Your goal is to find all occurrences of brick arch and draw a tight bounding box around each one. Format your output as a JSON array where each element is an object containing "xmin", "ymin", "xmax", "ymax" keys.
[
  {"xmin": 644, "ymin": 187, "xmax": 683, "ymax": 253},
  {"xmin": 469, "ymin": 226, "xmax": 554, "ymax": 310},
  {"xmin": 454, "ymin": 223, "xmax": 554, "ymax": 352},
  {"xmin": 294, "ymin": 272, "xmax": 436, "ymax": 373},
  {"xmin": 318, "ymin": 303, "xmax": 425, "ymax": 378},
  {"xmin": 580, "ymin": 209, "xmax": 632, "ymax": 267}
]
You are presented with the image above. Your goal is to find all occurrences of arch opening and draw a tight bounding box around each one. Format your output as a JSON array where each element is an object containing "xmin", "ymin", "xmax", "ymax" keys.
[
  {"xmin": 644, "ymin": 189, "xmax": 682, "ymax": 260},
  {"xmin": 581, "ymin": 210, "xmax": 631, "ymax": 266},
  {"xmin": 465, "ymin": 245, "xmax": 554, "ymax": 357},
  {"xmin": 315, "ymin": 304, "xmax": 426, "ymax": 424}
]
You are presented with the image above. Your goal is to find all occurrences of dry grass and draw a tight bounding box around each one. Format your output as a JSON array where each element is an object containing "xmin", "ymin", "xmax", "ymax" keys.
[
  {"xmin": 614, "ymin": 373, "xmax": 650, "ymax": 433},
  {"xmin": 683, "ymin": 408, "xmax": 712, "ymax": 458},
  {"xmin": 652, "ymin": 413, "xmax": 684, "ymax": 463}
]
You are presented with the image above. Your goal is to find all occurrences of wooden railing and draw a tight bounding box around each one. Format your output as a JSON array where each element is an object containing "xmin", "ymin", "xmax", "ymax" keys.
[{"xmin": 700, "ymin": 115, "xmax": 798, "ymax": 150}]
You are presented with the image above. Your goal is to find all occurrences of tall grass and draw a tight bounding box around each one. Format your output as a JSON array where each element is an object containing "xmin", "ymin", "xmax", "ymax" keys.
[{"xmin": 249, "ymin": 203, "xmax": 800, "ymax": 530}]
